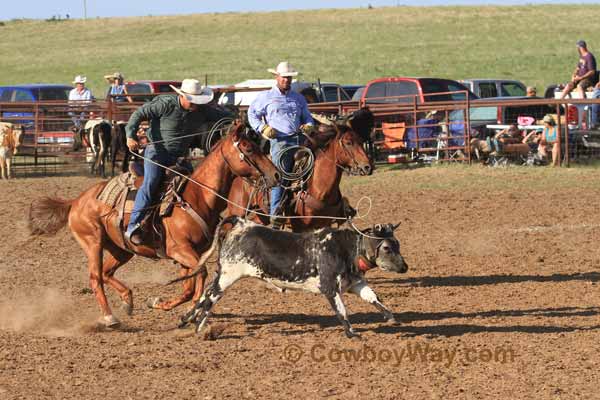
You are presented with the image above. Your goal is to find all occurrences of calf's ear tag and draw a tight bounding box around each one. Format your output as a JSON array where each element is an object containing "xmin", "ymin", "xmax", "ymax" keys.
[{"xmin": 239, "ymin": 153, "xmax": 245, "ymax": 160}]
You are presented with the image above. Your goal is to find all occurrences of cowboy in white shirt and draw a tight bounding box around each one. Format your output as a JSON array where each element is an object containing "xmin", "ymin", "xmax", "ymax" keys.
[
  {"xmin": 69, "ymin": 75, "xmax": 93, "ymax": 102},
  {"xmin": 69, "ymin": 75, "xmax": 94, "ymax": 132}
]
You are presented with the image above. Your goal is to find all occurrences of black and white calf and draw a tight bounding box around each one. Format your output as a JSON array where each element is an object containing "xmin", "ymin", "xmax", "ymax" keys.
[{"xmin": 179, "ymin": 216, "xmax": 408, "ymax": 338}]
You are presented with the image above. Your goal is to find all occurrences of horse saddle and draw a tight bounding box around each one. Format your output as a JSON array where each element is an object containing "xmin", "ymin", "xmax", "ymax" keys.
[{"xmin": 96, "ymin": 159, "xmax": 194, "ymax": 254}]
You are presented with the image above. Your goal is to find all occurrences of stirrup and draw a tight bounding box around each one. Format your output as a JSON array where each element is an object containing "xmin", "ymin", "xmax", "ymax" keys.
[{"xmin": 125, "ymin": 224, "xmax": 144, "ymax": 246}]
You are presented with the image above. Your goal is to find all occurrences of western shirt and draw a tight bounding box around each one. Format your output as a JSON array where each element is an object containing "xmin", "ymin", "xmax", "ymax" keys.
[
  {"xmin": 68, "ymin": 87, "xmax": 93, "ymax": 102},
  {"xmin": 125, "ymin": 95, "xmax": 229, "ymax": 158},
  {"xmin": 248, "ymin": 86, "xmax": 313, "ymax": 138}
]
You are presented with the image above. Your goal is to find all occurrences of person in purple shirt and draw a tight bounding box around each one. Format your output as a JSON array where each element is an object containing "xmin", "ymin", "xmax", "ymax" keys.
[
  {"xmin": 560, "ymin": 40, "xmax": 597, "ymax": 99},
  {"xmin": 248, "ymin": 61, "xmax": 314, "ymax": 228}
]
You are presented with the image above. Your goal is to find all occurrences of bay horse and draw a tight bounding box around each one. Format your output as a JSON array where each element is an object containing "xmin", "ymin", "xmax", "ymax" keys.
[
  {"xmin": 27, "ymin": 121, "xmax": 280, "ymax": 327},
  {"xmin": 227, "ymin": 108, "xmax": 374, "ymax": 231}
]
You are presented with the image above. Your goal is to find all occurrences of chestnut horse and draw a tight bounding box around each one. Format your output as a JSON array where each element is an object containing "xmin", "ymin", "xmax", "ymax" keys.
[
  {"xmin": 227, "ymin": 109, "xmax": 374, "ymax": 231},
  {"xmin": 27, "ymin": 121, "xmax": 280, "ymax": 327}
]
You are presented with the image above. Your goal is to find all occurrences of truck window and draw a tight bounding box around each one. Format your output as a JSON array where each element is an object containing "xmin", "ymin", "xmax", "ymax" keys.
[
  {"xmin": 155, "ymin": 84, "xmax": 176, "ymax": 93},
  {"xmin": 0, "ymin": 90, "xmax": 12, "ymax": 102},
  {"xmin": 421, "ymin": 79, "xmax": 475, "ymax": 102},
  {"xmin": 322, "ymin": 86, "xmax": 350, "ymax": 102},
  {"xmin": 365, "ymin": 81, "xmax": 418, "ymax": 103},
  {"xmin": 39, "ymin": 88, "xmax": 70, "ymax": 101},
  {"xmin": 501, "ymin": 82, "xmax": 526, "ymax": 97},
  {"xmin": 14, "ymin": 89, "xmax": 34, "ymax": 102},
  {"xmin": 126, "ymin": 83, "xmax": 153, "ymax": 102},
  {"xmin": 478, "ymin": 82, "xmax": 497, "ymax": 98}
]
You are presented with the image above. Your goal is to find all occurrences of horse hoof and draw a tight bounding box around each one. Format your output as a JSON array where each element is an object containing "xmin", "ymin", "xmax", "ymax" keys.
[
  {"xmin": 146, "ymin": 297, "xmax": 163, "ymax": 309},
  {"xmin": 121, "ymin": 301, "xmax": 134, "ymax": 316},
  {"xmin": 100, "ymin": 315, "xmax": 121, "ymax": 328}
]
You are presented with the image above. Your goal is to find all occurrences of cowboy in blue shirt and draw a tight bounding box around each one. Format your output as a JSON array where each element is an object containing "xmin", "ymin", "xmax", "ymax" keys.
[{"xmin": 248, "ymin": 61, "xmax": 314, "ymax": 228}]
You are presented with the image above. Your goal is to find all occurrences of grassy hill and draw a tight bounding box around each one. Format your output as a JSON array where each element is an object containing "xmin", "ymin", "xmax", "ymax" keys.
[{"xmin": 2, "ymin": 5, "xmax": 600, "ymax": 96}]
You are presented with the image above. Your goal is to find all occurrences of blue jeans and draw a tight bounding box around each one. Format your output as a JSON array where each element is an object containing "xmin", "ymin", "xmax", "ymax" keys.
[
  {"xmin": 591, "ymin": 88, "xmax": 600, "ymax": 127},
  {"xmin": 270, "ymin": 135, "xmax": 302, "ymax": 216},
  {"xmin": 127, "ymin": 144, "xmax": 176, "ymax": 232}
]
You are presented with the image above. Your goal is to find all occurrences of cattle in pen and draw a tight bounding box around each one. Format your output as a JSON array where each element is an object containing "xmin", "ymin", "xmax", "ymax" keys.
[{"xmin": 0, "ymin": 122, "xmax": 23, "ymax": 179}]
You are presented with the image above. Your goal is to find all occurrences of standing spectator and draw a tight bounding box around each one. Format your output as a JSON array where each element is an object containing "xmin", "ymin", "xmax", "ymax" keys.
[
  {"xmin": 69, "ymin": 75, "xmax": 93, "ymax": 102},
  {"xmin": 68, "ymin": 75, "xmax": 93, "ymax": 132},
  {"xmin": 104, "ymin": 72, "xmax": 132, "ymax": 103},
  {"xmin": 560, "ymin": 40, "xmax": 597, "ymax": 99},
  {"xmin": 248, "ymin": 61, "xmax": 314, "ymax": 229}
]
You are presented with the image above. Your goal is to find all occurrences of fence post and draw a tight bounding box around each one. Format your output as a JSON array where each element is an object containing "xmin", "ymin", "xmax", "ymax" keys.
[
  {"xmin": 466, "ymin": 92, "xmax": 471, "ymax": 164},
  {"xmin": 556, "ymin": 103, "xmax": 564, "ymax": 167},
  {"xmin": 34, "ymin": 102, "xmax": 39, "ymax": 167}
]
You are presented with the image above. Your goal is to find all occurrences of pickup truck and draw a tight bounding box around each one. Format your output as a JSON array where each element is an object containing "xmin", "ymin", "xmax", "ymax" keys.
[
  {"xmin": 0, "ymin": 84, "xmax": 75, "ymax": 151},
  {"xmin": 459, "ymin": 79, "xmax": 527, "ymax": 98},
  {"xmin": 359, "ymin": 77, "xmax": 477, "ymax": 105},
  {"xmin": 218, "ymin": 80, "xmax": 350, "ymax": 106}
]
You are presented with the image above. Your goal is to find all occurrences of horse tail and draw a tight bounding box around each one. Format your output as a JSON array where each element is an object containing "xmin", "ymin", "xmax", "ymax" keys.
[
  {"xmin": 27, "ymin": 197, "xmax": 73, "ymax": 235},
  {"xmin": 166, "ymin": 216, "xmax": 240, "ymax": 286}
]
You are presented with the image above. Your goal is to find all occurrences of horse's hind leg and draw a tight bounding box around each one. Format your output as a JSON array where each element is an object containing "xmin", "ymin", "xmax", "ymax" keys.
[
  {"xmin": 71, "ymin": 229, "xmax": 119, "ymax": 327},
  {"xmin": 102, "ymin": 240, "xmax": 134, "ymax": 315}
]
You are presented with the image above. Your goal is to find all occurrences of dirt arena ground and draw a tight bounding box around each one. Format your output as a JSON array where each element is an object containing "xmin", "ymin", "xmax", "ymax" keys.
[{"xmin": 1, "ymin": 165, "xmax": 600, "ymax": 399}]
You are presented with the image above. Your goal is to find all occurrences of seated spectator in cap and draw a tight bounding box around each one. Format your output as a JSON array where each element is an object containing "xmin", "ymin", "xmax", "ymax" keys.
[{"xmin": 560, "ymin": 40, "xmax": 597, "ymax": 99}]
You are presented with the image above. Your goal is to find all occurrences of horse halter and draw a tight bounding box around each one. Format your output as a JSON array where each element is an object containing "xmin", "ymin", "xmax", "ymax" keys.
[{"xmin": 356, "ymin": 225, "xmax": 399, "ymax": 270}]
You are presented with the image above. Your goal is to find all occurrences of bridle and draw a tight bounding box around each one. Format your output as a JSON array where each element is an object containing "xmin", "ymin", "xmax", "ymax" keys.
[
  {"xmin": 317, "ymin": 128, "xmax": 368, "ymax": 176},
  {"xmin": 220, "ymin": 132, "xmax": 267, "ymax": 187}
]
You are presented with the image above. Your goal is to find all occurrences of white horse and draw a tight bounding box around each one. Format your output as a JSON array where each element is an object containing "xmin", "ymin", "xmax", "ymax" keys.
[{"xmin": 0, "ymin": 122, "xmax": 23, "ymax": 179}]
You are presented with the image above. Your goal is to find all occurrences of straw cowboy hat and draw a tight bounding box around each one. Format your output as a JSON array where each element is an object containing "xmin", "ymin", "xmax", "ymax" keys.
[
  {"xmin": 104, "ymin": 72, "xmax": 124, "ymax": 82},
  {"xmin": 268, "ymin": 61, "xmax": 299, "ymax": 77},
  {"xmin": 72, "ymin": 75, "xmax": 87, "ymax": 84},
  {"xmin": 170, "ymin": 79, "xmax": 214, "ymax": 105},
  {"xmin": 543, "ymin": 114, "xmax": 556, "ymax": 126}
]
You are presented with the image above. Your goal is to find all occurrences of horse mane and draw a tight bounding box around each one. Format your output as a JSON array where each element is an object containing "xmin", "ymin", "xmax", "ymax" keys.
[{"xmin": 343, "ymin": 108, "xmax": 374, "ymax": 143}]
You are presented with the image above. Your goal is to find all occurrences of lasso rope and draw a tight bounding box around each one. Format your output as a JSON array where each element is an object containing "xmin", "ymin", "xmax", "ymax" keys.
[{"xmin": 129, "ymin": 151, "xmax": 374, "ymax": 224}]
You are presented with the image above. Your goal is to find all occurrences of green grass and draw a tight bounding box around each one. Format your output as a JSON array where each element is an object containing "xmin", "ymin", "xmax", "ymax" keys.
[{"xmin": 2, "ymin": 5, "xmax": 600, "ymax": 97}]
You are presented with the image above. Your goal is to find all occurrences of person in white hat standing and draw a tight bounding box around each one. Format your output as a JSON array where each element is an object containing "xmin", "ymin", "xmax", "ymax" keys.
[
  {"xmin": 68, "ymin": 75, "xmax": 94, "ymax": 132},
  {"xmin": 248, "ymin": 61, "xmax": 314, "ymax": 228},
  {"xmin": 69, "ymin": 75, "xmax": 93, "ymax": 101},
  {"xmin": 124, "ymin": 78, "xmax": 228, "ymax": 246}
]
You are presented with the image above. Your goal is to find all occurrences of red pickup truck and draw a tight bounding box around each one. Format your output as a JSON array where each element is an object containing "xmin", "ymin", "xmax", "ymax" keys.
[{"xmin": 359, "ymin": 77, "xmax": 477, "ymax": 105}]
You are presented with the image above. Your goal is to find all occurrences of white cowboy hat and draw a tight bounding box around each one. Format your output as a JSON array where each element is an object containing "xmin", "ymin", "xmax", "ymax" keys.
[
  {"xmin": 72, "ymin": 75, "xmax": 87, "ymax": 84},
  {"xmin": 268, "ymin": 61, "xmax": 299, "ymax": 77},
  {"xmin": 170, "ymin": 79, "xmax": 214, "ymax": 105}
]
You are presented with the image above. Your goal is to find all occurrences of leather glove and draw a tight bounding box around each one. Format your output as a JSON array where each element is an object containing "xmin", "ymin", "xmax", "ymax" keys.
[
  {"xmin": 261, "ymin": 125, "xmax": 276, "ymax": 139},
  {"xmin": 300, "ymin": 124, "xmax": 315, "ymax": 135}
]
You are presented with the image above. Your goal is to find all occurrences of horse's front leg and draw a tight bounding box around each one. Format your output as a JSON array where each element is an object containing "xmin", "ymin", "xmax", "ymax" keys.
[{"xmin": 147, "ymin": 244, "xmax": 205, "ymax": 311}]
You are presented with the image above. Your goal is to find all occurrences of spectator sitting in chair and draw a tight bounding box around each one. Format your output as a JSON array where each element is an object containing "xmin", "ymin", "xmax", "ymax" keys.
[
  {"xmin": 537, "ymin": 115, "xmax": 560, "ymax": 167},
  {"xmin": 560, "ymin": 40, "xmax": 597, "ymax": 99},
  {"xmin": 488, "ymin": 124, "xmax": 521, "ymax": 155}
]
